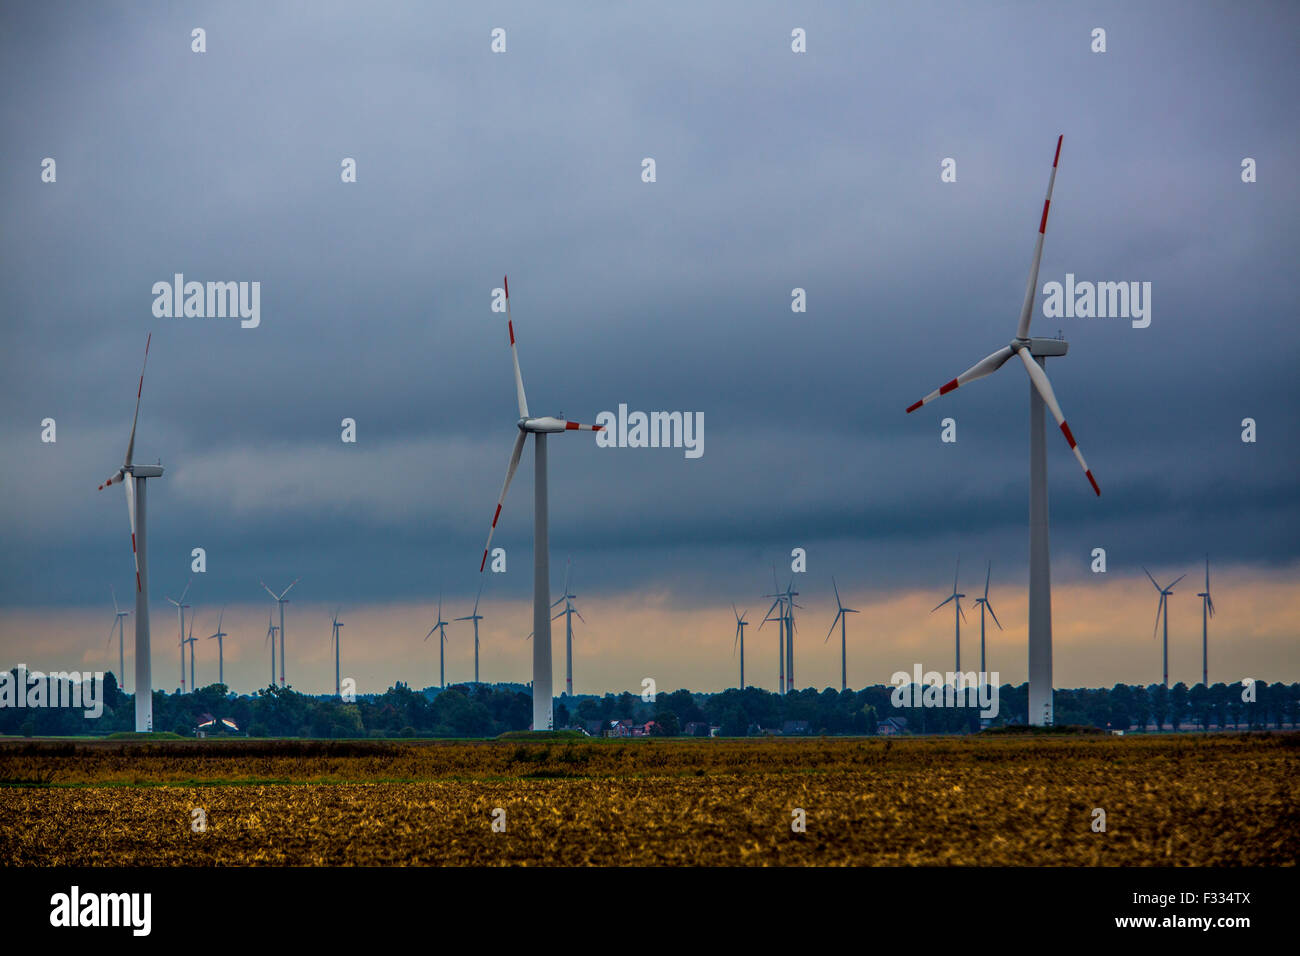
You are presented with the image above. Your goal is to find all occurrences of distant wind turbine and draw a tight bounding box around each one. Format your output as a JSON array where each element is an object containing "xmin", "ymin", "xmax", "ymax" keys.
[
  {"xmin": 1143, "ymin": 567, "xmax": 1186, "ymax": 688},
  {"xmin": 931, "ymin": 560, "xmax": 966, "ymax": 672},
  {"xmin": 1196, "ymin": 556, "xmax": 1215, "ymax": 688},
  {"xmin": 425, "ymin": 592, "xmax": 450, "ymax": 688},
  {"xmin": 760, "ymin": 568, "xmax": 787, "ymax": 694},
  {"xmin": 971, "ymin": 561, "xmax": 1003, "ymax": 677},
  {"xmin": 551, "ymin": 562, "xmax": 585, "ymax": 697},
  {"xmin": 263, "ymin": 611, "xmax": 277, "ymax": 687},
  {"xmin": 165, "ymin": 580, "xmax": 192, "ymax": 693},
  {"xmin": 329, "ymin": 609, "xmax": 344, "ymax": 697},
  {"xmin": 732, "ymin": 604, "xmax": 749, "ymax": 690},
  {"xmin": 825, "ymin": 577, "xmax": 859, "ymax": 692},
  {"xmin": 206, "ymin": 609, "xmax": 228, "ymax": 688},
  {"xmin": 783, "ymin": 579, "xmax": 802, "ymax": 691},
  {"xmin": 455, "ymin": 583, "xmax": 486, "ymax": 684},
  {"xmin": 108, "ymin": 586, "xmax": 130, "ymax": 693},
  {"xmin": 97, "ymin": 333, "xmax": 163, "ymax": 732},
  {"xmin": 476, "ymin": 275, "xmax": 605, "ymax": 732},
  {"xmin": 183, "ymin": 609, "xmax": 197, "ymax": 693},
  {"xmin": 260, "ymin": 578, "xmax": 300, "ymax": 687}
]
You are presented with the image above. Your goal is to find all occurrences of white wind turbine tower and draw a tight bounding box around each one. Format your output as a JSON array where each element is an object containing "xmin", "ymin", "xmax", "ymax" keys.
[
  {"xmin": 108, "ymin": 586, "xmax": 130, "ymax": 693},
  {"xmin": 825, "ymin": 577, "xmax": 859, "ymax": 693},
  {"xmin": 477, "ymin": 275, "xmax": 605, "ymax": 732},
  {"xmin": 971, "ymin": 561, "xmax": 1003, "ymax": 678},
  {"xmin": 260, "ymin": 578, "xmax": 299, "ymax": 688},
  {"xmin": 783, "ymin": 579, "xmax": 802, "ymax": 691},
  {"xmin": 1196, "ymin": 556, "xmax": 1215, "ymax": 687},
  {"xmin": 455, "ymin": 583, "xmax": 486, "ymax": 684},
  {"xmin": 760, "ymin": 572, "xmax": 787, "ymax": 694},
  {"xmin": 263, "ymin": 612, "xmax": 278, "ymax": 687},
  {"xmin": 329, "ymin": 609, "xmax": 344, "ymax": 697},
  {"xmin": 206, "ymin": 609, "xmax": 228, "ymax": 688},
  {"xmin": 732, "ymin": 605, "xmax": 749, "ymax": 690},
  {"xmin": 551, "ymin": 562, "xmax": 585, "ymax": 698},
  {"xmin": 1143, "ymin": 567, "xmax": 1185, "ymax": 688},
  {"xmin": 98, "ymin": 334, "xmax": 164, "ymax": 732},
  {"xmin": 183, "ymin": 610, "xmax": 197, "ymax": 693},
  {"xmin": 931, "ymin": 560, "xmax": 966, "ymax": 673},
  {"xmin": 165, "ymin": 580, "xmax": 192, "ymax": 693},
  {"xmin": 906, "ymin": 135, "xmax": 1101, "ymax": 726},
  {"xmin": 425, "ymin": 593, "xmax": 450, "ymax": 688}
]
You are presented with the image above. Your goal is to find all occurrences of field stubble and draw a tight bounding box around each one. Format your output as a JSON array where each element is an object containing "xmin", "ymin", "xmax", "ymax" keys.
[{"xmin": 1, "ymin": 734, "xmax": 1295, "ymax": 865}]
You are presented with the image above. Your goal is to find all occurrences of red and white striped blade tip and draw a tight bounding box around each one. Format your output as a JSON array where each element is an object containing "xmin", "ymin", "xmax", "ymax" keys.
[{"xmin": 564, "ymin": 421, "xmax": 605, "ymax": 431}]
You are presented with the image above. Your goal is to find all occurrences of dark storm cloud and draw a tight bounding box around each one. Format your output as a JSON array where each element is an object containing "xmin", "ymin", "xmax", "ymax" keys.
[{"xmin": 1, "ymin": 0, "xmax": 1297, "ymax": 610}]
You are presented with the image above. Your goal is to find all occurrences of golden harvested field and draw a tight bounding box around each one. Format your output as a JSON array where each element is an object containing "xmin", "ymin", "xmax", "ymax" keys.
[{"xmin": 1, "ymin": 734, "xmax": 1296, "ymax": 866}]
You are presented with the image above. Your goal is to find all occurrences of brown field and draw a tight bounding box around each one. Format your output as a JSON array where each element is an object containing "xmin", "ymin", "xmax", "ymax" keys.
[{"xmin": 1, "ymin": 734, "xmax": 1297, "ymax": 866}]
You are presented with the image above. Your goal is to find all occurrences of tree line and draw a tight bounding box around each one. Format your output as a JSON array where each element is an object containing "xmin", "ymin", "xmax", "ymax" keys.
[{"xmin": 1, "ymin": 670, "xmax": 1296, "ymax": 738}]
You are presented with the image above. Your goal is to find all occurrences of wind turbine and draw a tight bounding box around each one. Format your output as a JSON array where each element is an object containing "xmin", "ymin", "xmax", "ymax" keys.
[
  {"xmin": 476, "ymin": 275, "xmax": 605, "ymax": 731},
  {"xmin": 760, "ymin": 570, "xmax": 787, "ymax": 694},
  {"xmin": 329, "ymin": 609, "xmax": 344, "ymax": 697},
  {"xmin": 165, "ymin": 580, "xmax": 192, "ymax": 693},
  {"xmin": 1144, "ymin": 567, "xmax": 1185, "ymax": 688},
  {"xmin": 263, "ymin": 612, "xmax": 278, "ymax": 687},
  {"xmin": 183, "ymin": 609, "xmax": 197, "ymax": 693},
  {"xmin": 260, "ymin": 578, "xmax": 299, "ymax": 688},
  {"xmin": 971, "ymin": 561, "xmax": 1003, "ymax": 677},
  {"xmin": 825, "ymin": 577, "xmax": 859, "ymax": 692},
  {"xmin": 905, "ymin": 135, "xmax": 1101, "ymax": 726},
  {"xmin": 551, "ymin": 562, "xmax": 585, "ymax": 698},
  {"xmin": 931, "ymin": 560, "xmax": 966, "ymax": 673},
  {"xmin": 206, "ymin": 609, "xmax": 228, "ymax": 688},
  {"xmin": 1196, "ymin": 556, "xmax": 1215, "ymax": 687},
  {"xmin": 425, "ymin": 592, "xmax": 450, "ymax": 688},
  {"xmin": 732, "ymin": 604, "xmax": 748, "ymax": 690},
  {"xmin": 455, "ymin": 583, "xmax": 486, "ymax": 684},
  {"xmin": 783, "ymin": 579, "xmax": 802, "ymax": 691},
  {"xmin": 108, "ymin": 587, "xmax": 130, "ymax": 693},
  {"xmin": 98, "ymin": 334, "xmax": 163, "ymax": 732}
]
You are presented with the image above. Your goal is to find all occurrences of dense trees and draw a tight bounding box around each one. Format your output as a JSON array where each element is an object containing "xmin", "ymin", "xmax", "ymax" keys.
[{"xmin": 1, "ymin": 668, "xmax": 1296, "ymax": 738}]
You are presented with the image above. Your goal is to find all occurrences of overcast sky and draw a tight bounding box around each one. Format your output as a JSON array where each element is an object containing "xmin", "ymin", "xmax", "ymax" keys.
[{"xmin": 2, "ymin": 2, "xmax": 1297, "ymax": 694}]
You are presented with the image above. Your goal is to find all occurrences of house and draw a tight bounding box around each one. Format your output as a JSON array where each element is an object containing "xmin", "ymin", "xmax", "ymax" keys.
[
  {"xmin": 604, "ymin": 719, "xmax": 635, "ymax": 739},
  {"xmin": 877, "ymin": 716, "xmax": 908, "ymax": 735}
]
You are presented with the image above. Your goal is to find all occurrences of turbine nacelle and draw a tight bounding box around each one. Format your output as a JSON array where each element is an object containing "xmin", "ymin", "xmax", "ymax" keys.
[{"xmin": 518, "ymin": 416, "xmax": 604, "ymax": 434}]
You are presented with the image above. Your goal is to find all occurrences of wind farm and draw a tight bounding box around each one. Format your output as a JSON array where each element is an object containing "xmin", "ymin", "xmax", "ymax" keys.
[{"xmin": 2, "ymin": 1, "xmax": 1296, "ymax": 889}]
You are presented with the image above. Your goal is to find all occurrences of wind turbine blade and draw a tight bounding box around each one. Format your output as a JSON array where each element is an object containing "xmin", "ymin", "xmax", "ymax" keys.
[
  {"xmin": 1168, "ymin": 574, "xmax": 1186, "ymax": 590},
  {"xmin": 473, "ymin": 580, "xmax": 484, "ymax": 615},
  {"xmin": 832, "ymin": 576, "xmax": 842, "ymax": 610},
  {"xmin": 1015, "ymin": 135, "xmax": 1062, "ymax": 341},
  {"xmin": 559, "ymin": 420, "xmax": 604, "ymax": 431},
  {"xmin": 111, "ymin": 585, "xmax": 120, "ymax": 614},
  {"xmin": 179, "ymin": 578, "xmax": 191, "ymax": 604},
  {"xmin": 480, "ymin": 430, "xmax": 528, "ymax": 572},
  {"xmin": 1152, "ymin": 595, "xmax": 1164, "ymax": 641},
  {"xmin": 280, "ymin": 578, "xmax": 301, "ymax": 599},
  {"xmin": 906, "ymin": 346, "xmax": 1015, "ymax": 414},
  {"xmin": 826, "ymin": 610, "xmax": 842, "ymax": 642},
  {"xmin": 216, "ymin": 608, "xmax": 224, "ymax": 633},
  {"xmin": 1207, "ymin": 595, "xmax": 1215, "ymax": 618},
  {"xmin": 124, "ymin": 333, "xmax": 152, "ymax": 467},
  {"xmin": 986, "ymin": 601, "xmax": 1004, "ymax": 630},
  {"xmin": 124, "ymin": 474, "xmax": 141, "ymax": 591},
  {"xmin": 574, "ymin": 609, "xmax": 586, "ymax": 625},
  {"xmin": 261, "ymin": 581, "xmax": 278, "ymax": 601},
  {"xmin": 552, "ymin": 609, "xmax": 564, "ymax": 622},
  {"xmin": 1142, "ymin": 567, "xmax": 1162, "ymax": 592},
  {"xmin": 953, "ymin": 559, "xmax": 959, "ymax": 595},
  {"xmin": 931, "ymin": 594, "xmax": 955, "ymax": 613},
  {"xmin": 984, "ymin": 561, "xmax": 991, "ymax": 600},
  {"xmin": 1016, "ymin": 348, "xmax": 1100, "ymax": 495},
  {"xmin": 957, "ymin": 601, "xmax": 966, "ymax": 624},
  {"xmin": 504, "ymin": 276, "xmax": 530, "ymax": 418}
]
